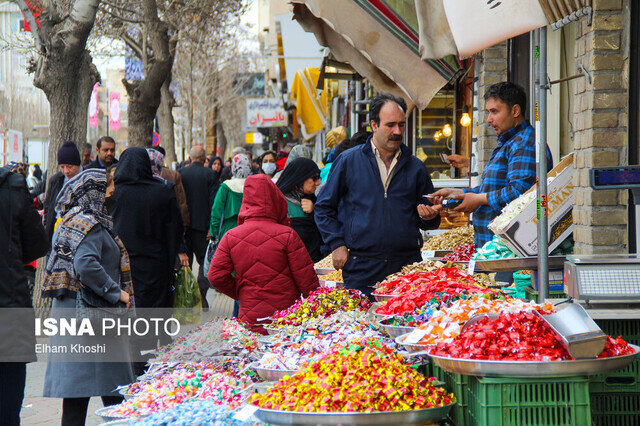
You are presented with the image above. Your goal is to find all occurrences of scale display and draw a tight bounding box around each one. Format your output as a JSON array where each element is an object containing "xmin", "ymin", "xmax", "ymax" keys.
[
  {"xmin": 590, "ymin": 166, "xmax": 640, "ymax": 190},
  {"xmin": 564, "ymin": 255, "xmax": 640, "ymax": 303}
]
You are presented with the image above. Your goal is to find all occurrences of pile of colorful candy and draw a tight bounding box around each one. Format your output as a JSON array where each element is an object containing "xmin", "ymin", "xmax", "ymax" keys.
[
  {"xmin": 400, "ymin": 297, "xmax": 553, "ymax": 346},
  {"xmin": 442, "ymin": 244, "xmax": 475, "ymax": 262},
  {"xmin": 249, "ymin": 338, "xmax": 454, "ymax": 412},
  {"xmin": 270, "ymin": 288, "xmax": 371, "ymax": 327},
  {"xmin": 472, "ymin": 235, "xmax": 517, "ymax": 261},
  {"xmin": 108, "ymin": 368, "xmax": 253, "ymax": 417},
  {"xmin": 423, "ymin": 226, "xmax": 474, "ymax": 250},
  {"xmin": 374, "ymin": 267, "xmax": 480, "ymax": 296},
  {"xmin": 256, "ymin": 320, "xmax": 389, "ymax": 371},
  {"xmin": 375, "ymin": 272, "xmax": 494, "ymax": 316},
  {"xmin": 129, "ymin": 400, "xmax": 250, "ymax": 425},
  {"xmin": 152, "ymin": 319, "xmax": 261, "ymax": 363},
  {"xmin": 429, "ymin": 311, "xmax": 632, "ymax": 361}
]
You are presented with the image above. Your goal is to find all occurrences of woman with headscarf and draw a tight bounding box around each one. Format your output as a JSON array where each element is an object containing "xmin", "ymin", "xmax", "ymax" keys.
[
  {"xmin": 276, "ymin": 158, "xmax": 324, "ymax": 262},
  {"xmin": 257, "ymin": 150, "xmax": 277, "ymax": 179},
  {"xmin": 208, "ymin": 156, "xmax": 223, "ymax": 174},
  {"xmin": 112, "ymin": 147, "xmax": 183, "ymax": 309},
  {"xmin": 209, "ymin": 153, "xmax": 251, "ymax": 243},
  {"xmin": 146, "ymin": 148, "xmax": 190, "ymax": 231},
  {"xmin": 284, "ymin": 144, "xmax": 312, "ymax": 168},
  {"xmin": 42, "ymin": 168, "xmax": 135, "ymax": 425}
]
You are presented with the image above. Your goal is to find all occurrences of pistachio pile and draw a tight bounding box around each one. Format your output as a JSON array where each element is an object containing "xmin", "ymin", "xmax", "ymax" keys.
[{"xmin": 423, "ymin": 227, "xmax": 474, "ymax": 250}]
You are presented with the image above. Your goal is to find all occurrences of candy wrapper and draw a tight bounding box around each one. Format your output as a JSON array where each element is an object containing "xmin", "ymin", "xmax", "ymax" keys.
[
  {"xmin": 442, "ymin": 244, "xmax": 475, "ymax": 262},
  {"xmin": 270, "ymin": 288, "xmax": 371, "ymax": 327},
  {"xmin": 249, "ymin": 338, "xmax": 455, "ymax": 412},
  {"xmin": 129, "ymin": 400, "xmax": 253, "ymax": 425}
]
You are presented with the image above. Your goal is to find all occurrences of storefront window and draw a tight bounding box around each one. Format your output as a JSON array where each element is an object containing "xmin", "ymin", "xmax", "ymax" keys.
[{"xmin": 415, "ymin": 90, "xmax": 456, "ymax": 180}]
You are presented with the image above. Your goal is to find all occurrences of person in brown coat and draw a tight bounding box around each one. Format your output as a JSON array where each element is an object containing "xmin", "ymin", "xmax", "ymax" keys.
[{"xmin": 151, "ymin": 147, "xmax": 190, "ymax": 229}]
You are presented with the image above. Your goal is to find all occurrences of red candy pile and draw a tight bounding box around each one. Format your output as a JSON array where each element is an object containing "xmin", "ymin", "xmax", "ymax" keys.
[
  {"xmin": 442, "ymin": 244, "xmax": 476, "ymax": 262},
  {"xmin": 374, "ymin": 268, "xmax": 481, "ymax": 296},
  {"xmin": 431, "ymin": 312, "xmax": 635, "ymax": 361},
  {"xmin": 375, "ymin": 270, "xmax": 493, "ymax": 316}
]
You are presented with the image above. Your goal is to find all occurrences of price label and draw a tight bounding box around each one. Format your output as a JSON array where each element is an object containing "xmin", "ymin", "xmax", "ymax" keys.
[
  {"xmin": 421, "ymin": 250, "xmax": 435, "ymax": 260},
  {"xmin": 403, "ymin": 328, "xmax": 428, "ymax": 344},
  {"xmin": 322, "ymin": 280, "xmax": 336, "ymax": 288},
  {"xmin": 468, "ymin": 260, "xmax": 476, "ymax": 275},
  {"xmin": 234, "ymin": 404, "xmax": 259, "ymax": 421}
]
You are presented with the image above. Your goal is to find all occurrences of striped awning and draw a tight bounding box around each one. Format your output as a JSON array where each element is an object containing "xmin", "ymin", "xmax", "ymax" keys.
[{"xmin": 292, "ymin": 0, "xmax": 462, "ymax": 109}]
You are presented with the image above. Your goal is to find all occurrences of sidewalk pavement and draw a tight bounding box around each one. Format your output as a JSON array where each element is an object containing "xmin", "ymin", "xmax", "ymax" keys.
[{"xmin": 21, "ymin": 262, "xmax": 235, "ymax": 425}]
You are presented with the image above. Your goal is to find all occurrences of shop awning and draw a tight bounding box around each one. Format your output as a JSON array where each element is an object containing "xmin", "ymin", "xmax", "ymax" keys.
[
  {"xmin": 290, "ymin": 67, "xmax": 329, "ymax": 140},
  {"xmin": 291, "ymin": 0, "xmax": 462, "ymax": 110},
  {"xmin": 418, "ymin": 0, "xmax": 592, "ymax": 59}
]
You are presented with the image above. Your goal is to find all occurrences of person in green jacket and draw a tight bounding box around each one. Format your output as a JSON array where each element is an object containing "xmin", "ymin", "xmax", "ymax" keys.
[
  {"xmin": 209, "ymin": 153, "xmax": 252, "ymax": 241},
  {"xmin": 276, "ymin": 158, "xmax": 324, "ymax": 262}
]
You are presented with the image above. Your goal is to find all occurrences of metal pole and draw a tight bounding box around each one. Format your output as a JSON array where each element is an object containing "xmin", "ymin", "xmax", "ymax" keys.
[{"xmin": 537, "ymin": 27, "xmax": 549, "ymax": 303}]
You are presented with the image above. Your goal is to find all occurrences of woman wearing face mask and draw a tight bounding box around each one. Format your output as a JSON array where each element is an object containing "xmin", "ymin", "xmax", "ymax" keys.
[
  {"xmin": 42, "ymin": 169, "xmax": 135, "ymax": 426},
  {"xmin": 258, "ymin": 151, "xmax": 277, "ymax": 179},
  {"xmin": 276, "ymin": 158, "xmax": 324, "ymax": 262}
]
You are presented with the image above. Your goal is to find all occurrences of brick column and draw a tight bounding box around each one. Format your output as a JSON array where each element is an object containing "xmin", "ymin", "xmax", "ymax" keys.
[
  {"xmin": 572, "ymin": 0, "xmax": 629, "ymax": 254},
  {"xmin": 475, "ymin": 42, "xmax": 508, "ymax": 176}
]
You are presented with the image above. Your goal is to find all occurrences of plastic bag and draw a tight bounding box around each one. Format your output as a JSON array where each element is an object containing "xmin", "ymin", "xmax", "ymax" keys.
[{"xmin": 173, "ymin": 266, "xmax": 202, "ymax": 324}]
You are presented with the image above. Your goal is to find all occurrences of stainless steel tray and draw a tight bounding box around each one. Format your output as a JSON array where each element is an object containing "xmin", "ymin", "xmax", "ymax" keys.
[
  {"xmin": 377, "ymin": 319, "xmax": 415, "ymax": 338},
  {"xmin": 373, "ymin": 293, "xmax": 397, "ymax": 303},
  {"xmin": 250, "ymin": 362, "xmax": 298, "ymax": 382},
  {"xmin": 395, "ymin": 334, "xmax": 434, "ymax": 353},
  {"xmin": 429, "ymin": 344, "xmax": 640, "ymax": 377},
  {"xmin": 476, "ymin": 256, "xmax": 566, "ymax": 271},
  {"xmin": 265, "ymin": 326, "xmax": 283, "ymax": 336},
  {"xmin": 250, "ymin": 403, "xmax": 455, "ymax": 425},
  {"xmin": 95, "ymin": 405, "xmax": 137, "ymax": 422},
  {"xmin": 368, "ymin": 303, "xmax": 393, "ymax": 322}
]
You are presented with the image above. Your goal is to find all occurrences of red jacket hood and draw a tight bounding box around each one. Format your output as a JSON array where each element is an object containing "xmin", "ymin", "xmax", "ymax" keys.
[{"xmin": 238, "ymin": 174, "xmax": 289, "ymax": 226}]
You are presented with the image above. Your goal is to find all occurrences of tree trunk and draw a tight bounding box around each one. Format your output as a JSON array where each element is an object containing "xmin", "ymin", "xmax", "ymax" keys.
[
  {"xmin": 124, "ymin": 0, "xmax": 173, "ymax": 147},
  {"xmin": 158, "ymin": 79, "xmax": 176, "ymax": 163}
]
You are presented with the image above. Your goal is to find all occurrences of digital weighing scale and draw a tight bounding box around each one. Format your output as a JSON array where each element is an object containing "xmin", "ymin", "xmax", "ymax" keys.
[{"xmin": 563, "ymin": 166, "xmax": 640, "ymax": 307}]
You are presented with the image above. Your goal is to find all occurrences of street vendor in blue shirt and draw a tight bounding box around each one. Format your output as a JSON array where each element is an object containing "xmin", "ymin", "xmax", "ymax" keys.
[{"xmin": 431, "ymin": 82, "xmax": 553, "ymax": 248}]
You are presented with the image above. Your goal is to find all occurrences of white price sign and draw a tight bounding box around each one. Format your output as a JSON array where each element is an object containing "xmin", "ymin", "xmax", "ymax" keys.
[
  {"xmin": 468, "ymin": 260, "xmax": 476, "ymax": 275},
  {"xmin": 421, "ymin": 250, "xmax": 435, "ymax": 260},
  {"xmin": 403, "ymin": 329, "xmax": 428, "ymax": 344},
  {"xmin": 234, "ymin": 404, "xmax": 259, "ymax": 421}
]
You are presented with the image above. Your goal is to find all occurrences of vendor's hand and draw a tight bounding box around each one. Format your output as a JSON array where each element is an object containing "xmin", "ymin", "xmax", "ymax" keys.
[
  {"xmin": 447, "ymin": 154, "xmax": 470, "ymax": 169},
  {"xmin": 429, "ymin": 188, "xmax": 465, "ymax": 205},
  {"xmin": 452, "ymin": 192, "xmax": 488, "ymax": 213},
  {"xmin": 301, "ymin": 199, "xmax": 314, "ymax": 214},
  {"xmin": 332, "ymin": 246, "xmax": 349, "ymax": 270},
  {"xmin": 417, "ymin": 204, "xmax": 442, "ymax": 221},
  {"xmin": 119, "ymin": 290, "xmax": 131, "ymax": 309},
  {"xmin": 178, "ymin": 253, "xmax": 189, "ymax": 267}
]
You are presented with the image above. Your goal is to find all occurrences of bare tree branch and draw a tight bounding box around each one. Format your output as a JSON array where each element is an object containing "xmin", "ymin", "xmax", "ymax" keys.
[{"xmin": 12, "ymin": 0, "xmax": 43, "ymax": 51}]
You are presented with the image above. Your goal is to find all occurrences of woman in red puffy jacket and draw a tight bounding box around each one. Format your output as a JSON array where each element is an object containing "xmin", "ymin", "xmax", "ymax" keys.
[{"xmin": 207, "ymin": 174, "xmax": 319, "ymax": 333}]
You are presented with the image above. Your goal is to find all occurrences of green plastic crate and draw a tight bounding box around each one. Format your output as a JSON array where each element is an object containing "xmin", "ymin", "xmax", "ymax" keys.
[
  {"xmin": 432, "ymin": 364, "xmax": 470, "ymax": 426},
  {"xmin": 590, "ymin": 319, "xmax": 640, "ymax": 393},
  {"xmin": 591, "ymin": 392, "xmax": 640, "ymax": 426},
  {"xmin": 524, "ymin": 286, "xmax": 566, "ymax": 302},
  {"xmin": 467, "ymin": 376, "xmax": 591, "ymax": 426}
]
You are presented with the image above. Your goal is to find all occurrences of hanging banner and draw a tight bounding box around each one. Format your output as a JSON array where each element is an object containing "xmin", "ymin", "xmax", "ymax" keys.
[
  {"xmin": 443, "ymin": 0, "xmax": 547, "ymax": 57},
  {"xmin": 89, "ymin": 83, "xmax": 99, "ymax": 128},
  {"xmin": 246, "ymin": 98, "xmax": 287, "ymax": 129},
  {"xmin": 109, "ymin": 92, "xmax": 121, "ymax": 131},
  {"xmin": 7, "ymin": 130, "xmax": 23, "ymax": 163}
]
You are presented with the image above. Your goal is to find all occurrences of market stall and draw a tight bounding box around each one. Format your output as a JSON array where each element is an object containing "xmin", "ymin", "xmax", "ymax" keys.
[{"xmin": 94, "ymin": 242, "xmax": 640, "ymax": 425}]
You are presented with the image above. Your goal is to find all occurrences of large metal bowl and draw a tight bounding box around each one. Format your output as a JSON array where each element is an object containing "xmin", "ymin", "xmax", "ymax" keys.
[
  {"xmin": 250, "ymin": 403, "xmax": 455, "ymax": 425},
  {"xmin": 95, "ymin": 405, "xmax": 137, "ymax": 422},
  {"xmin": 377, "ymin": 319, "xmax": 415, "ymax": 338},
  {"xmin": 373, "ymin": 293, "xmax": 397, "ymax": 303},
  {"xmin": 265, "ymin": 326, "xmax": 283, "ymax": 336},
  {"xmin": 368, "ymin": 303, "xmax": 392, "ymax": 322},
  {"xmin": 429, "ymin": 344, "xmax": 640, "ymax": 378},
  {"xmin": 395, "ymin": 333, "xmax": 435, "ymax": 353},
  {"xmin": 118, "ymin": 388, "xmax": 136, "ymax": 401},
  {"xmin": 249, "ymin": 362, "xmax": 299, "ymax": 382}
]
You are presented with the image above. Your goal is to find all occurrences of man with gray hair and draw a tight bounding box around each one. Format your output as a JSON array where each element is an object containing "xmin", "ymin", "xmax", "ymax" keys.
[{"xmin": 179, "ymin": 145, "xmax": 220, "ymax": 307}]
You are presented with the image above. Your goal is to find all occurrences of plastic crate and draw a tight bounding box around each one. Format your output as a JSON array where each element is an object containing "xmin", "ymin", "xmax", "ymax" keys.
[
  {"xmin": 524, "ymin": 286, "xmax": 566, "ymax": 302},
  {"xmin": 410, "ymin": 359, "xmax": 432, "ymax": 378},
  {"xmin": 594, "ymin": 319, "xmax": 640, "ymax": 345},
  {"xmin": 590, "ymin": 357, "xmax": 640, "ymax": 393},
  {"xmin": 467, "ymin": 376, "xmax": 591, "ymax": 426},
  {"xmin": 591, "ymin": 392, "xmax": 640, "ymax": 426},
  {"xmin": 432, "ymin": 364, "xmax": 470, "ymax": 426}
]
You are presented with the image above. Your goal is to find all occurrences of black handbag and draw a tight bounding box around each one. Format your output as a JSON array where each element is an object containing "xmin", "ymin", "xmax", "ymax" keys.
[{"xmin": 203, "ymin": 199, "xmax": 226, "ymax": 276}]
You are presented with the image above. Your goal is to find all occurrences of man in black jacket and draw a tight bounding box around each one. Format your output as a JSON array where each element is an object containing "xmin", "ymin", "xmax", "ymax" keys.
[
  {"xmin": 43, "ymin": 141, "xmax": 82, "ymax": 244},
  {"xmin": 0, "ymin": 164, "xmax": 49, "ymax": 425},
  {"xmin": 85, "ymin": 136, "xmax": 118, "ymax": 170},
  {"xmin": 179, "ymin": 145, "xmax": 219, "ymax": 308}
]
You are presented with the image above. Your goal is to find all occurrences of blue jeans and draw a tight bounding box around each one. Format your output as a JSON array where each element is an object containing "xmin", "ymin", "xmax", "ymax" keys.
[{"xmin": 0, "ymin": 362, "xmax": 26, "ymax": 426}]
